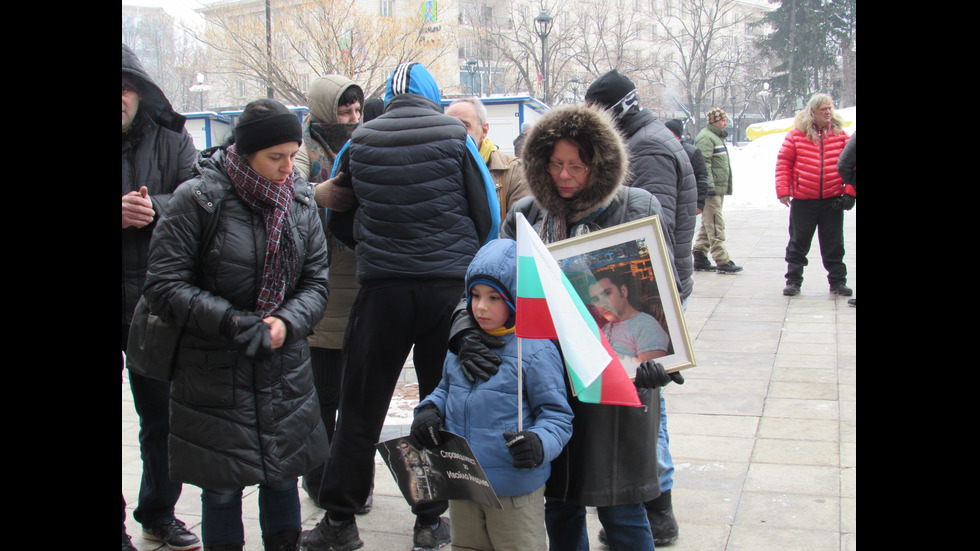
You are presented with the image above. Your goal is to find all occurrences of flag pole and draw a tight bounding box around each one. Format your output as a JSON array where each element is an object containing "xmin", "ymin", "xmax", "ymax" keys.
[
  {"xmin": 517, "ymin": 337, "xmax": 523, "ymax": 432},
  {"xmin": 516, "ymin": 214, "xmax": 524, "ymax": 432}
]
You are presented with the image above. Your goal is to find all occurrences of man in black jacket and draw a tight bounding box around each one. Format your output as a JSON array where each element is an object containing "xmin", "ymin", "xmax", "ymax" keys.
[
  {"xmin": 666, "ymin": 119, "xmax": 710, "ymax": 216},
  {"xmin": 122, "ymin": 43, "xmax": 200, "ymax": 551}
]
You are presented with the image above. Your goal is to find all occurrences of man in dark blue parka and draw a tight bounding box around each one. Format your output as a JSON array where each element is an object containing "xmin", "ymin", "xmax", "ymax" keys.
[{"xmin": 301, "ymin": 62, "xmax": 498, "ymax": 551}]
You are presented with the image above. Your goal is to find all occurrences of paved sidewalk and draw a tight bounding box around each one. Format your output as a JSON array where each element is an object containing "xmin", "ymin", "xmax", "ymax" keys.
[{"xmin": 123, "ymin": 206, "xmax": 856, "ymax": 550}]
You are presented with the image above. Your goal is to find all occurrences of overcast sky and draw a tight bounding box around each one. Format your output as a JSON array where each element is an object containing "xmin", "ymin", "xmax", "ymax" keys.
[{"xmin": 123, "ymin": 0, "xmax": 207, "ymax": 27}]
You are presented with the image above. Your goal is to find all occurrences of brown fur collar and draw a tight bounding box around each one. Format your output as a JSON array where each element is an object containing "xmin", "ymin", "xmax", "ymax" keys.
[{"xmin": 522, "ymin": 104, "xmax": 629, "ymax": 220}]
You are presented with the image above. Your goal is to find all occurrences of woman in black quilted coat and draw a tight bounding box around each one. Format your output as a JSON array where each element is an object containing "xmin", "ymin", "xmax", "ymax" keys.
[{"xmin": 142, "ymin": 99, "xmax": 330, "ymax": 551}]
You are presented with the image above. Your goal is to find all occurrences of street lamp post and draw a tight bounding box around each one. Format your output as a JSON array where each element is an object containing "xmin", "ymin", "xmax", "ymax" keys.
[
  {"xmin": 466, "ymin": 58, "xmax": 477, "ymax": 96},
  {"xmin": 534, "ymin": 10, "xmax": 553, "ymax": 105},
  {"xmin": 569, "ymin": 76, "xmax": 581, "ymax": 104},
  {"xmin": 189, "ymin": 72, "xmax": 211, "ymax": 111}
]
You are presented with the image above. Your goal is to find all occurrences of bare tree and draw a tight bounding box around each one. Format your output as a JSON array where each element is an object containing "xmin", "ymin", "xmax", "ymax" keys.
[
  {"xmin": 462, "ymin": 0, "xmax": 661, "ymax": 106},
  {"xmin": 124, "ymin": 7, "xmax": 208, "ymax": 113},
  {"xmin": 650, "ymin": 0, "xmax": 763, "ymax": 130},
  {"xmin": 190, "ymin": 0, "xmax": 456, "ymax": 107}
]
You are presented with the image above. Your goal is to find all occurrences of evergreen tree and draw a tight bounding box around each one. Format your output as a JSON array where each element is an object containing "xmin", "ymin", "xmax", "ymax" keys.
[{"xmin": 752, "ymin": 0, "xmax": 855, "ymax": 117}]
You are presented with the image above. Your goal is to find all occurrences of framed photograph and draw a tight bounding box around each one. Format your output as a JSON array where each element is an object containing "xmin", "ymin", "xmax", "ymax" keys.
[{"xmin": 547, "ymin": 215, "xmax": 696, "ymax": 375}]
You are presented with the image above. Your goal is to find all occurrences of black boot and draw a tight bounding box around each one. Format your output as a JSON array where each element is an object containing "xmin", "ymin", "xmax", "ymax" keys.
[
  {"xmin": 693, "ymin": 251, "xmax": 715, "ymax": 272},
  {"xmin": 646, "ymin": 489, "xmax": 679, "ymax": 546},
  {"xmin": 263, "ymin": 529, "xmax": 300, "ymax": 551},
  {"xmin": 204, "ymin": 544, "xmax": 244, "ymax": 551}
]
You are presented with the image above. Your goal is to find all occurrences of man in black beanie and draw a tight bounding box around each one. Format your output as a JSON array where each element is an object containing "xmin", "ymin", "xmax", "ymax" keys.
[
  {"xmin": 122, "ymin": 43, "xmax": 201, "ymax": 551},
  {"xmin": 585, "ymin": 69, "xmax": 693, "ymax": 547}
]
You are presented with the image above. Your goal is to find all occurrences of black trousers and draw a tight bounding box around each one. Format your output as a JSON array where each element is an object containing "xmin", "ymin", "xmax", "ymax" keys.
[
  {"xmin": 122, "ymin": 323, "xmax": 182, "ymax": 531},
  {"xmin": 784, "ymin": 197, "xmax": 847, "ymax": 286},
  {"xmin": 320, "ymin": 278, "xmax": 462, "ymax": 524}
]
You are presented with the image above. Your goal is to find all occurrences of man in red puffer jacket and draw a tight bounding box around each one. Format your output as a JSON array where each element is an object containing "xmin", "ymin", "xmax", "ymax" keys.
[{"xmin": 775, "ymin": 93, "xmax": 854, "ymax": 297}]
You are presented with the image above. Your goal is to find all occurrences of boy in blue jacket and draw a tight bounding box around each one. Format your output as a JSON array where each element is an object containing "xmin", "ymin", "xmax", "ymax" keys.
[{"xmin": 411, "ymin": 238, "xmax": 573, "ymax": 550}]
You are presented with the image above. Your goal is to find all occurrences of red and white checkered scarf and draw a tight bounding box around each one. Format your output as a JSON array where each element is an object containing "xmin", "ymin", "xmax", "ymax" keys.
[{"xmin": 225, "ymin": 145, "xmax": 299, "ymax": 316}]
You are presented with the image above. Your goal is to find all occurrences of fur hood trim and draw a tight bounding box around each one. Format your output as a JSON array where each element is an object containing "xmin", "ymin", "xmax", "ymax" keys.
[{"xmin": 522, "ymin": 104, "xmax": 629, "ymax": 217}]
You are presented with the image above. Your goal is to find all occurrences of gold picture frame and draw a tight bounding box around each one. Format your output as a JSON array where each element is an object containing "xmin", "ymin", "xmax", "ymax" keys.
[{"xmin": 547, "ymin": 215, "xmax": 696, "ymax": 375}]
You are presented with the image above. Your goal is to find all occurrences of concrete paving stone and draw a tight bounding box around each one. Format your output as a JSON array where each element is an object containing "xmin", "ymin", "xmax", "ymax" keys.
[
  {"xmin": 776, "ymin": 339, "xmax": 837, "ymax": 356},
  {"xmin": 672, "ymin": 459, "xmax": 750, "ymax": 492},
  {"xmin": 668, "ymin": 377, "xmax": 769, "ymax": 400},
  {"xmin": 688, "ymin": 283, "xmax": 733, "ymax": 299},
  {"xmin": 763, "ymin": 397, "xmax": 840, "ymax": 420},
  {"xmin": 673, "ymin": 487, "xmax": 739, "ymax": 525},
  {"xmin": 670, "ymin": 393, "xmax": 764, "ymax": 417},
  {"xmin": 702, "ymin": 318, "xmax": 785, "ymax": 333},
  {"xmin": 841, "ymin": 496, "xmax": 856, "ymax": 533},
  {"xmin": 726, "ymin": 525, "xmax": 841, "ymax": 551},
  {"xmin": 841, "ymin": 467, "xmax": 856, "ymax": 499},
  {"xmin": 745, "ymin": 463, "xmax": 840, "ymax": 496},
  {"xmin": 697, "ymin": 336, "xmax": 780, "ymax": 355},
  {"xmin": 668, "ymin": 412, "xmax": 760, "ymax": 438},
  {"xmin": 773, "ymin": 352, "xmax": 837, "ymax": 369},
  {"xmin": 697, "ymin": 328, "xmax": 782, "ymax": 345},
  {"xmin": 843, "ymin": 532, "xmax": 856, "ymax": 551},
  {"xmin": 840, "ymin": 420, "xmax": 856, "ymax": 443},
  {"xmin": 837, "ymin": 355, "xmax": 856, "ymax": 371},
  {"xmin": 780, "ymin": 322, "xmax": 838, "ymax": 336},
  {"xmin": 708, "ymin": 307, "xmax": 788, "ymax": 323},
  {"xmin": 768, "ymin": 380, "xmax": 839, "ymax": 400},
  {"xmin": 736, "ymin": 491, "xmax": 840, "ymax": 531},
  {"xmin": 673, "ymin": 434, "xmax": 756, "ymax": 463},
  {"xmin": 690, "ymin": 352, "xmax": 775, "ymax": 376},
  {"xmin": 839, "ymin": 382, "xmax": 855, "ymax": 402},
  {"xmin": 841, "ymin": 442, "xmax": 856, "ymax": 469},
  {"xmin": 771, "ymin": 365, "xmax": 838, "ymax": 384},
  {"xmin": 757, "ymin": 417, "xmax": 839, "ymax": 442},
  {"xmin": 778, "ymin": 328, "xmax": 836, "ymax": 344},
  {"xmin": 750, "ymin": 438, "xmax": 840, "ymax": 467}
]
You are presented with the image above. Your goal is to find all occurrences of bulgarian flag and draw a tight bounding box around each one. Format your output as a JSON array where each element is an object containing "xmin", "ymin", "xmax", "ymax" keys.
[{"xmin": 514, "ymin": 214, "xmax": 642, "ymax": 407}]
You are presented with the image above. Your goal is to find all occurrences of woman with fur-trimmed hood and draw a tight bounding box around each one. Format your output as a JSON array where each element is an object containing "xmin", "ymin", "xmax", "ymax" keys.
[{"xmin": 495, "ymin": 104, "xmax": 676, "ymax": 550}]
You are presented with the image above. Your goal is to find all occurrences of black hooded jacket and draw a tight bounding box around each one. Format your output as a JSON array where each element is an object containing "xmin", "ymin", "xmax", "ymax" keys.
[{"xmin": 122, "ymin": 43, "xmax": 197, "ymax": 326}]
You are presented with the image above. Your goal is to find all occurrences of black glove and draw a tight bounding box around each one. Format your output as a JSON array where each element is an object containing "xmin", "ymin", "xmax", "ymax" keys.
[
  {"xmin": 220, "ymin": 309, "xmax": 272, "ymax": 359},
  {"xmin": 235, "ymin": 321, "xmax": 272, "ymax": 359},
  {"xmin": 832, "ymin": 195, "xmax": 856, "ymax": 211},
  {"xmin": 456, "ymin": 328, "xmax": 505, "ymax": 383},
  {"xmin": 410, "ymin": 404, "xmax": 443, "ymax": 449},
  {"xmin": 707, "ymin": 189, "xmax": 717, "ymax": 197},
  {"xmin": 503, "ymin": 430, "xmax": 544, "ymax": 469},
  {"xmin": 634, "ymin": 361, "xmax": 685, "ymax": 389}
]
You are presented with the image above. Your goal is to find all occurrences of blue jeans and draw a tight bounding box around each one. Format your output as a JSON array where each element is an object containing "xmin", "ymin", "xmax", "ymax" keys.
[
  {"xmin": 657, "ymin": 390, "xmax": 673, "ymax": 493},
  {"xmin": 201, "ymin": 479, "xmax": 301, "ymax": 544},
  {"xmin": 545, "ymin": 498, "xmax": 654, "ymax": 551},
  {"xmin": 656, "ymin": 297, "xmax": 688, "ymax": 494}
]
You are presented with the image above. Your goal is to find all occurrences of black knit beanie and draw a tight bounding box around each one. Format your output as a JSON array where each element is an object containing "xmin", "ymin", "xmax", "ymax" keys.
[
  {"xmin": 665, "ymin": 119, "xmax": 684, "ymax": 137},
  {"xmin": 234, "ymin": 109, "xmax": 303, "ymax": 156},
  {"xmin": 585, "ymin": 69, "xmax": 640, "ymax": 120}
]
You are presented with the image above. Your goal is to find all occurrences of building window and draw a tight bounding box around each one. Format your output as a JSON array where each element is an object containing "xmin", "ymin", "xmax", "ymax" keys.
[{"xmin": 381, "ymin": 0, "xmax": 394, "ymax": 18}]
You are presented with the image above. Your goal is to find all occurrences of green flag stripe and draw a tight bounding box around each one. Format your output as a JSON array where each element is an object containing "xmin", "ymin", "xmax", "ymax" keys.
[{"xmin": 517, "ymin": 256, "xmax": 545, "ymax": 298}]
